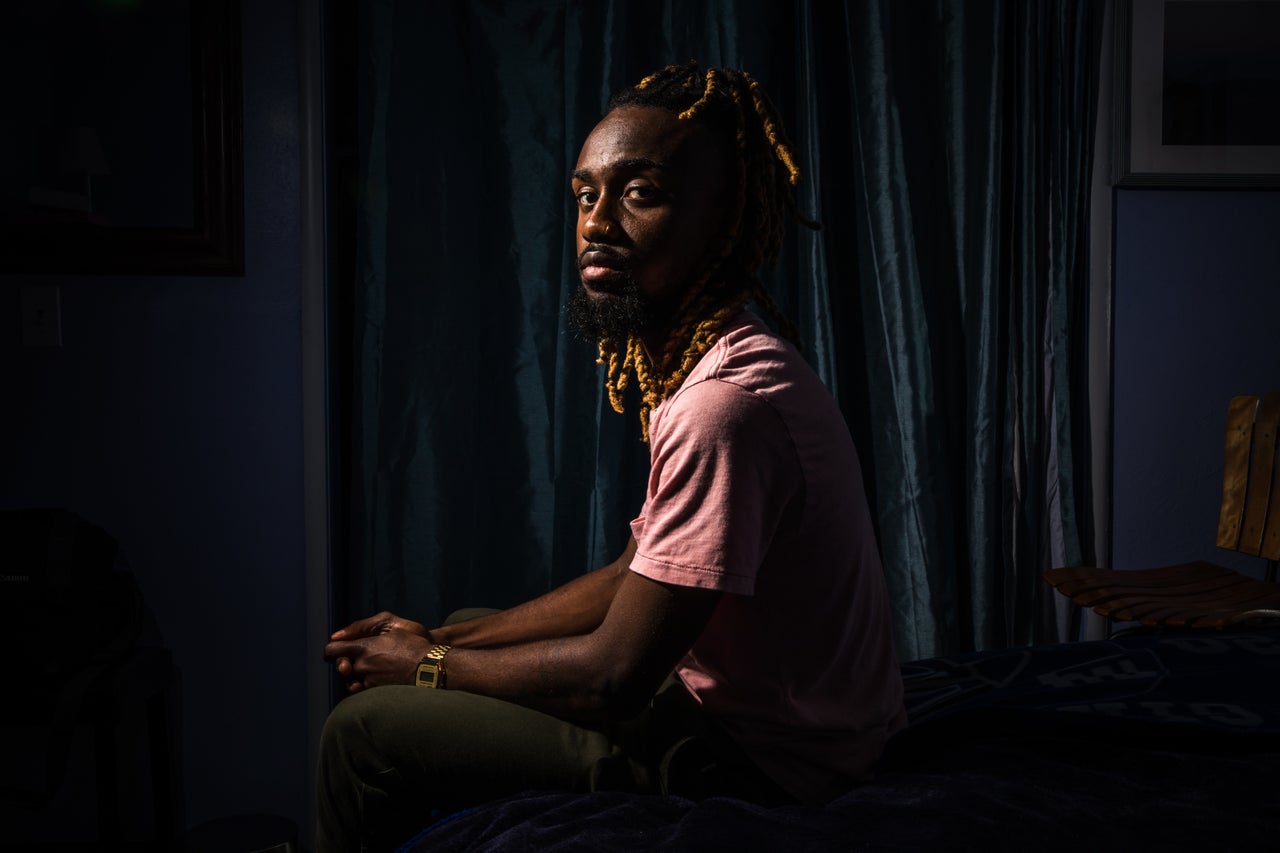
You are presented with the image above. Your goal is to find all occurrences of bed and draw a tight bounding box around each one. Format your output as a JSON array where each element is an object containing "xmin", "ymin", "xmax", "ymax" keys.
[{"xmin": 404, "ymin": 631, "xmax": 1280, "ymax": 851}]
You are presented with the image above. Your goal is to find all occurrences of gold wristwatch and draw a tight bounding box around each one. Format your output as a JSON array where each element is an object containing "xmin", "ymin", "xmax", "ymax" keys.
[{"xmin": 415, "ymin": 644, "xmax": 451, "ymax": 689}]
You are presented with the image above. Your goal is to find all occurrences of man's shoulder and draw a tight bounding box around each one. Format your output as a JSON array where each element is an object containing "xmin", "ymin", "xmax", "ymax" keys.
[
  {"xmin": 654, "ymin": 311, "xmax": 838, "ymax": 446},
  {"xmin": 693, "ymin": 313, "xmax": 826, "ymax": 402},
  {"xmin": 660, "ymin": 370, "xmax": 784, "ymax": 436},
  {"xmin": 713, "ymin": 311, "xmax": 793, "ymax": 359}
]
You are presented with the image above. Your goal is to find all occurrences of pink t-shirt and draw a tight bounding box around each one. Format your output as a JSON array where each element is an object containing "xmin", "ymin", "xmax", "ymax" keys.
[{"xmin": 629, "ymin": 313, "xmax": 906, "ymax": 804}]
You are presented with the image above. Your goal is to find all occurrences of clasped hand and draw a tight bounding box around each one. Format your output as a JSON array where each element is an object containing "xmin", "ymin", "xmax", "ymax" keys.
[{"xmin": 323, "ymin": 611, "xmax": 434, "ymax": 693}]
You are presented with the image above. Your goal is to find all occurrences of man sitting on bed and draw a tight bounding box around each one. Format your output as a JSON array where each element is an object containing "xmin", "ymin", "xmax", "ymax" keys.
[{"xmin": 317, "ymin": 62, "xmax": 906, "ymax": 853}]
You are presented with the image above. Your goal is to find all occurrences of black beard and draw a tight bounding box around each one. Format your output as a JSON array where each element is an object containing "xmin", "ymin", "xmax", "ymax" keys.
[{"xmin": 565, "ymin": 277, "xmax": 653, "ymax": 341}]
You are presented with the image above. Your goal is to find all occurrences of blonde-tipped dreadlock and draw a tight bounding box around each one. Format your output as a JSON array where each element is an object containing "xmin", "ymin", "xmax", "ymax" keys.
[{"xmin": 599, "ymin": 63, "xmax": 818, "ymax": 441}]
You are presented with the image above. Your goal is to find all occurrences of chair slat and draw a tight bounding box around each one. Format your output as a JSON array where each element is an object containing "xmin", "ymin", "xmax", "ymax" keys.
[
  {"xmin": 1045, "ymin": 562, "xmax": 1231, "ymax": 585},
  {"xmin": 1136, "ymin": 584, "xmax": 1280, "ymax": 625},
  {"xmin": 1043, "ymin": 562, "xmax": 1232, "ymax": 596},
  {"xmin": 1239, "ymin": 393, "xmax": 1280, "ymax": 556},
  {"xmin": 1125, "ymin": 588, "xmax": 1280, "ymax": 626},
  {"xmin": 1067, "ymin": 574, "xmax": 1252, "ymax": 608},
  {"xmin": 1123, "ymin": 585, "xmax": 1280, "ymax": 625},
  {"xmin": 1216, "ymin": 395, "xmax": 1258, "ymax": 552},
  {"xmin": 1260, "ymin": 391, "xmax": 1280, "ymax": 561},
  {"xmin": 1195, "ymin": 607, "xmax": 1280, "ymax": 628},
  {"xmin": 1091, "ymin": 575, "xmax": 1258, "ymax": 612}
]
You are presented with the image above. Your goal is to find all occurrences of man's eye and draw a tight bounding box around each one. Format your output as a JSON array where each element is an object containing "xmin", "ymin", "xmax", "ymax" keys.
[
  {"xmin": 576, "ymin": 190, "xmax": 598, "ymax": 207},
  {"xmin": 625, "ymin": 185, "xmax": 657, "ymax": 201}
]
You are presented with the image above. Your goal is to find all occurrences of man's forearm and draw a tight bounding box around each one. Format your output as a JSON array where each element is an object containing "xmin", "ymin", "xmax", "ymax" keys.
[
  {"xmin": 429, "ymin": 537, "xmax": 637, "ymax": 649},
  {"xmin": 435, "ymin": 567, "xmax": 720, "ymax": 721}
]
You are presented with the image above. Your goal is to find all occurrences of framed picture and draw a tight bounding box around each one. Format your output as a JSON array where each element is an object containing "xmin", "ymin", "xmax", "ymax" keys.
[
  {"xmin": 0, "ymin": 0, "xmax": 243, "ymax": 275},
  {"xmin": 1115, "ymin": 0, "xmax": 1280, "ymax": 187}
]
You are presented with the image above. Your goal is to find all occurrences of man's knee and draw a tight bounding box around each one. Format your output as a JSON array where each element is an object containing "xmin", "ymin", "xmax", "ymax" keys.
[
  {"xmin": 444, "ymin": 607, "xmax": 499, "ymax": 626},
  {"xmin": 318, "ymin": 685, "xmax": 424, "ymax": 781},
  {"xmin": 316, "ymin": 689, "xmax": 411, "ymax": 852},
  {"xmin": 319, "ymin": 689, "xmax": 380, "ymax": 779}
]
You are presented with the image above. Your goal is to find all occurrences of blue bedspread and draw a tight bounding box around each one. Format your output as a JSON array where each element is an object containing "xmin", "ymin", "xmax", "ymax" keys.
[{"xmin": 406, "ymin": 632, "xmax": 1280, "ymax": 851}]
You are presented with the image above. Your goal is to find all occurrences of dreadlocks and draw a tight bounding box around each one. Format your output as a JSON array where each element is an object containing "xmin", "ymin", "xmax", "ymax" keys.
[{"xmin": 592, "ymin": 63, "xmax": 817, "ymax": 440}]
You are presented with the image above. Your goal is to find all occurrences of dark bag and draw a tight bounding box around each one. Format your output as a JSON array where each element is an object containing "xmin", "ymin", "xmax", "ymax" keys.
[{"xmin": 0, "ymin": 508, "xmax": 145, "ymax": 805}]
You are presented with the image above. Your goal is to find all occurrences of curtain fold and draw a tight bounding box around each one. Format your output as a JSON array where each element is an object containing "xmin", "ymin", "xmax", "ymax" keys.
[{"xmin": 345, "ymin": 0, "xmax": 1104, "ymax": 661}]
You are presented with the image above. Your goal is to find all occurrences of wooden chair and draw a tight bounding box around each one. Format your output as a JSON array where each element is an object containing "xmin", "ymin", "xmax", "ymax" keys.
[{"xmin": 1043, "ymin": 392, "xmax": 1280, "ymax": 634}]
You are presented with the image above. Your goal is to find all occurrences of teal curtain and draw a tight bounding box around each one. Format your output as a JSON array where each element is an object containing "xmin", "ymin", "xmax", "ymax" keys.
[{"xmin": 346, "ymin": 0, "xmax": 1104, "ymax": 661}]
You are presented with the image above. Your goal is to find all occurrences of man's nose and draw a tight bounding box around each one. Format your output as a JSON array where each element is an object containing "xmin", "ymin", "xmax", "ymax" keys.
[{"xmin": 582, "ymin": 201, "xmax": 620, "ymax": 242}]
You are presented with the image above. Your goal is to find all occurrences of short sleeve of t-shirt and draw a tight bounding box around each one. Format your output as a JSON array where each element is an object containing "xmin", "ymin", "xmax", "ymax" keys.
[{"xmin": 628, "ymin": 373, "xmax": 800, "ymax": 596}]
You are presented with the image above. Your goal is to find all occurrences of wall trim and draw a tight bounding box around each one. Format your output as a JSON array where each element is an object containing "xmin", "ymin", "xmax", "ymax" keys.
[{"xmin": 298, "ymin": 0, "xmax": 330, "ymax": 844}]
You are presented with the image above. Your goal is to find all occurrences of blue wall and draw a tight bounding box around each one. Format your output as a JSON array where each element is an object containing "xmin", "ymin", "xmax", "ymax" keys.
[
  {"xmin": 0, "ymin": 0, "xmax": 309, "ymax": 838},
  {"xmin": 1113, "ymin": 189, "xmax": 1280, "ymax": 578}
]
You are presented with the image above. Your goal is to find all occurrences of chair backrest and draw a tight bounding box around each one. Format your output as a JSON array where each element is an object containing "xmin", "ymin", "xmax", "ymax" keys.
[{"xmin": 1216, "ymin": 392, "xmax": 1280, "ymax": 562}]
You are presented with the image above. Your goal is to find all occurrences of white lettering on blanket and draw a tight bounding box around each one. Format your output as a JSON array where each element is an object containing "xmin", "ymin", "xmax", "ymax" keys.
[
  {"xmin": 1059, "ymin": 701, "xmax": 1264, "ymax": 727},
  {"xmin": 1037, "ymin": 656, "xmax": 1159, "ymax": 689}
]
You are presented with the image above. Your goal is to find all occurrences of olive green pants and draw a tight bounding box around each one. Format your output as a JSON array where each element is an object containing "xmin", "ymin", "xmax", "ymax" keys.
[{"xmin": 315, "ymin": 613, "xmax": 788, "ymax": 852}]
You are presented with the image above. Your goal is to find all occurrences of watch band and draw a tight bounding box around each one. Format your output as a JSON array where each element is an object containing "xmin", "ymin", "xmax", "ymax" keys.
[{"xmin": 415, "ymin": 644, "xmax": 452, "ymax": 689}]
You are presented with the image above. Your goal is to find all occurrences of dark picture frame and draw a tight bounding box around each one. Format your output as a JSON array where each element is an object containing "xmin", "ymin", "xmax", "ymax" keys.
[
  {"xmin": 0, "ymin": 0, "xmax": 243, "ymax": 275},
  {"xmin": 1115, "ymin": 0, "xmax": 1280, "ymax": 187}
]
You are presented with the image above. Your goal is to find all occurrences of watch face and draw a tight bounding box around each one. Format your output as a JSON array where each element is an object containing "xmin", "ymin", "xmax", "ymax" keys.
[{"xmin": 416, "ymin": 662, "xmax": 441, "ymax": 689}]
